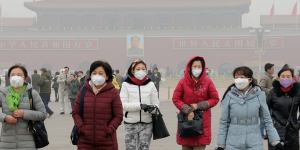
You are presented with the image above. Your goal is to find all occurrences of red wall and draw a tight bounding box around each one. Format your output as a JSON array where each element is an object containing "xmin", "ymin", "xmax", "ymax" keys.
[{"xmin": 0, "ymin": 35, "xmax": 299, "ymax": 73}]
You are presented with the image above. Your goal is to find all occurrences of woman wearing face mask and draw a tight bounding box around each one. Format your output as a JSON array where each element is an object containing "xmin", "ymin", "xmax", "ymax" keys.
[
  {"xmin": 172, "ymin": 56, "xmax": 219, "ymax": 150},
  {"xmin": 120, "ymin": 59, "xmax": 159, "ymax": 150},
  {"xmin": 72, "ymin": 60, "xmax": 123, "ymax": 150},
  {"xmin": 216, "ymin": 66, "xmax": 283, "ymax": 150},
  {"xmin": 0, "ymin": 64, "xmax": 47, "ymax": 149},
  {"xmin": 267, "ymin": 66, "xmax": 300, "ymax": 150}
]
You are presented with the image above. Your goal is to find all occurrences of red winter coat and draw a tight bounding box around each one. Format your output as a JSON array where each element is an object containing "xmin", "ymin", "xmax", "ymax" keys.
[
  {"xmin": 172, "ymin": 56, "xmax": 219, "ymax": 146},
  {"xmin": 72, "ymin": 82, "xmax": 123, "ymax": 150}
]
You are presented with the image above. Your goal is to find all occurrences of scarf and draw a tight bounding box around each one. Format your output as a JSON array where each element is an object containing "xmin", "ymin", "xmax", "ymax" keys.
[
  {"xmin": 6, "ymin": 86, "xmax": 26, "ymax": 112},
  {"xmin": 89, "ymin": 81, "xmax": 106, "ymax": 95},
  {"xmin": 231, "ymin": 85, "xmax": 260, "ymax": 99},
  {"xmin": 280, "ymin": 85, "xmax": 294, "ymax": 93},
  {"xmin": 129, "ymin": 76, "xmax": 148, "ymax": 86}
]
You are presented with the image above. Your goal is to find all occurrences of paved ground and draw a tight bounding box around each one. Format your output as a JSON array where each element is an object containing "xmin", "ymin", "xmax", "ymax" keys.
[{"xmin": 38, "ymin": 99, "xmax": 271, "ymax": 150}]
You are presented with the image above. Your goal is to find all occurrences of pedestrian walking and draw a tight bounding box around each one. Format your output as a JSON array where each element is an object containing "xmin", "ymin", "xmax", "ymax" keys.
[
  {"xmin": 38, "ymin": 68, "xmax": 54, "ymax": 118},
  {"xmin": 120, "ymin": 59, "xmax": 159, "ymax": 150},
  {"xmin": 57, "ymin": 67, "xmax": 71, "ymax": 115},
  {"xmin": 68, "ymin": 73, "xmax": 80, "ymax": 109},
  {"xmin": 267, "ymin": 65, "xmax": 300, "ymax": 150},
  {"xmin": 172, "ymin": 56, "xmax": 219, "ymax": 150},
  {"xmin": 216, "ymin": 66, "xmax": 283, "ymax": 150},
  {"xmin": 0, "ymin": 64, "xmax": 47, "ymax": 149},
  {"xmin": 72, "ymin": 60, "xmax": 123, "ymax": 150}
]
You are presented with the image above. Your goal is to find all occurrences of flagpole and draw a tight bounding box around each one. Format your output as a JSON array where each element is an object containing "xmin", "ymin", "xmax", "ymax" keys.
[
  {"xmin": 296, "ymin": 14, "xmax": 298, "ymax": 30},
  {"xmin": 297, "ymin": 1, "xmax": 298, "ymax": 30},
  {"xmin": 291, "ymin": 0, "xmax": 298, "ymax": 29},
  {"xmin": 272, "ymin": 0, "xmax": 275, "ymax": 30},
  {"xmin": 0, "ymin": 5, "xmax": 2, "ymax": 32}
]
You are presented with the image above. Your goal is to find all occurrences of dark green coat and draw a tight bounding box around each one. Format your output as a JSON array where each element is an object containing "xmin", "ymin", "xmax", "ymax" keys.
[
  {"xmin": 38, "ymin": 72, "xmax": 51, "ymax": 94},
  {"xmin": 68, "ymin": 80, "xmax": 80, "ymax": 100},
  {"xmin": 31, "ymin": 73, "xmax": 41, "ymax": 92}
]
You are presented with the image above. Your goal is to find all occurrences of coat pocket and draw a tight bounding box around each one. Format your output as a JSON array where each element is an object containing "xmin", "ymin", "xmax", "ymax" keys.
[
  {"xmin": 226, "ymin": 134, "xmax": 242, "ymax": 147},
  {"xmin": 247, "ymin": 128, "xmax": 263, "ymax": 147},
  {"xmin": 226, "ymin": 125, "xmax": 244, "ymax": 147}
]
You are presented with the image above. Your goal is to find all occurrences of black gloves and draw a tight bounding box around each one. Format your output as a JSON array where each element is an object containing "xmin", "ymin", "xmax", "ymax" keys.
[
  {"xmin": 293, "ymin": 123, "xmax": 300, "ymax": 130},
  {"xmin": 140, "ymin": 104, "xmax": 148, "ymax": 110},
  {"xmin": 197, "ymin": 101, "xmax": 209, "ymax": 110},
  {"xmin": 296, "ymin": 120, "xmax": 300, "ymax": 129},
  {"xmin": 140, "ymin": 104, "xmax": 156, "ymax": 113},
  {"xmin": 181, "ymin": 102, "xmax": 209, "ymax": 114},
  {"xmin": 275, "ymin": 142, "xmax": 284, "ymax": 150},
  {"xmin": 215, "ymin": 147, "xmax": 224, "ymax": 150}
]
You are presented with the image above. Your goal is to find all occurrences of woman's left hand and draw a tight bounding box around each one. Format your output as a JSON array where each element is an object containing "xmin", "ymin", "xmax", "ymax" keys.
[
  {"xmin": 187, "ymin": 112, "xmax": 194, "ymax": 121},
  {"xmin": 275, "ymin": 142, "xmax": 284, "ymax": 150},
  {"xmin": 12, "ymin": 109, "xmax": 24, "ymax": 118},
  {"xmin": 190, "ymin": 104, "xmax": 198, "ymax": 110}
]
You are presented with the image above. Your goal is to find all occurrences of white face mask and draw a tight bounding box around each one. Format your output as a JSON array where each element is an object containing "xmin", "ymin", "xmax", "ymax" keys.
[
  {"xmin": 134, "ymin": 70, "xmax": 147, "ymax": 80},
  {"xmin": 91, "ymin": 75, "xmax": 106, "ymax": 86},
  {"xmin": 192, "ymin": 68, "xmax": 202, "ymax": 78},
  {"xmin": 10, "ymin": 76, "xmax": 24, "ymax": 88},
  {"xmin": 234, "ymin": 78, "xmax": 250, "ymax": 90}
]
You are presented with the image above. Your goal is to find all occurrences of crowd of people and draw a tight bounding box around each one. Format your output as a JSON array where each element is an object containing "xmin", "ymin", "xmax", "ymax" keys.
[{"xmin": 0, "ymin": 57, "xmax": 299, "ymax": 150}]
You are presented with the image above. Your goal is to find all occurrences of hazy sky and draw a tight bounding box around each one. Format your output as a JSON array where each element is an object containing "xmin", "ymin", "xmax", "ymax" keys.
[{"xmin": 0, "ymin": 0, "xmax": 298, "ymax": 27}]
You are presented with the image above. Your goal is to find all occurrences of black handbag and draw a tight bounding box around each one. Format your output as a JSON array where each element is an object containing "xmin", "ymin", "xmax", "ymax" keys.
[
  {"xmin": 177, "ymin": 110, "xmax": 203, "ymax": 137},
  {"xmin": 71, "ymin": 86, "xmax": 86, "ymax": 145},
  {"xmin": 283, "ymin": 97, "xmax": 295, "ymax": 145},
  {"xmin": 28, "ymin": 89, "xmax": 49, "ymax": 149},
  {"xmin": 71, "ymin": 125, "xmax": 79, "ymax": 145},
  {"xmin": 152, "ymin": 107, "xmax": 170, "ymax": 140}
]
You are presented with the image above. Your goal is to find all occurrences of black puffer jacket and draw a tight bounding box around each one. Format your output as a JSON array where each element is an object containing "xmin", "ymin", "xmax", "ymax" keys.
[{"xmin": 267, "ymin": 80, "xmax": 300, "ymax": 150}]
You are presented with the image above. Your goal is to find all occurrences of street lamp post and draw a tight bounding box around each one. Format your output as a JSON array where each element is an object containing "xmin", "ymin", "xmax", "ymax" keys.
[
  {"xmin": 250, "ymin": 27, "xmax": 270, "ymax": 80},
  {"xmin": 256, "ymin": 28, "xmax": 264, "ymax": 81},
  {"xmin": 0, "ymin": 5, "xmax": 2, "ymax": 33}
]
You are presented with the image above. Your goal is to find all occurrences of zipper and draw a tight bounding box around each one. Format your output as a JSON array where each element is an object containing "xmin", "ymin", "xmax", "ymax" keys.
[
  {"xmin": 17, "ymin": 95, "xmax": 26, "ymax": 149},
  {"xmin": 15, "ymin": 122, "xmax": 18, "ymax": 149},
  {"xmin": 139, "ymin": 86, "xmax": 142, "ymax": 122},
  {"xmin": 93, "ymin": 96, "xmax": 96, "ymax": 145}
]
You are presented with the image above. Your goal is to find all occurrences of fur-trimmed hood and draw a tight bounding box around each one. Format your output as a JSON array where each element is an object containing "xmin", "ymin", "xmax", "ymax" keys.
[{"xmin": 272, "ymin": 80, "xmax": 300, "ymax": 97}]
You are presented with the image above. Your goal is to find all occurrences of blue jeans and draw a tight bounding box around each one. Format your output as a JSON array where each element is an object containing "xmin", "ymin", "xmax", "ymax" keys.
[{"xmin": 40, "ymin": 93, "xmax": 54, "ymax": 115}]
